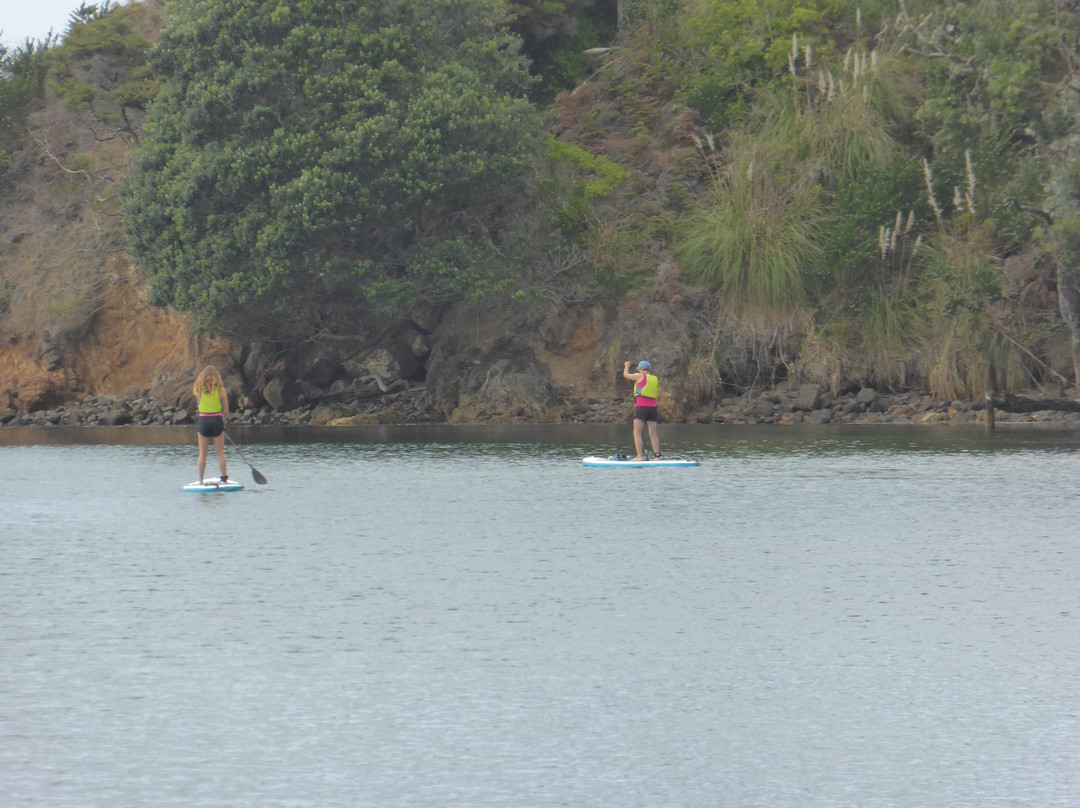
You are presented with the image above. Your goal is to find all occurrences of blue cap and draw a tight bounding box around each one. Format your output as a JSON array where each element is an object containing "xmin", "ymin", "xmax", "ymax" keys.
[{"xmin": 637, "ymin": 360, "xmax": 652, "ymax": 370}]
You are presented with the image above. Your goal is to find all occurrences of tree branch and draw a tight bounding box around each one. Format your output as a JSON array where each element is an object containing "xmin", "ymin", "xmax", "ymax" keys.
[{"xmin": 988, "ymin": 391, "xmax": 1080, "ymax": 413}]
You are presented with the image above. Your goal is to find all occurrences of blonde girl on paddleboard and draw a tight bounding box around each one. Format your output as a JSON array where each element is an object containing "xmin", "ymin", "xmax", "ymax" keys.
[{"xmin": 193, "ymin": 365, "xmax": 229, "ymax": 484}]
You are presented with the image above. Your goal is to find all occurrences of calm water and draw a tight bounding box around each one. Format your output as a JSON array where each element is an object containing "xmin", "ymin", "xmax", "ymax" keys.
[{"xmin": 1, "ymin": 423, "xmax": 1078, "ymax": 808}]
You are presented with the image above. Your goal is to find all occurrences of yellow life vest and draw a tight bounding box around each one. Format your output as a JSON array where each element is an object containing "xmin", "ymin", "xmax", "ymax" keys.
[
  {"xmin": 199, "ymin": 389, "xmax": 223, "ymax": 414},
  {"xmin": 635, "ymin": 373, "xmax": 659, "ymax": 401}
]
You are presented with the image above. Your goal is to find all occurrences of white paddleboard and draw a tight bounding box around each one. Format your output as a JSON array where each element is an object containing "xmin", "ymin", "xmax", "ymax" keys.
[
  {"xmin": 183, "ymin": 477, "xmax": 245, "ymax": 493},
  {"xmin": 582, "ymin": 455, "xmax": 700, "ymax": 468}
]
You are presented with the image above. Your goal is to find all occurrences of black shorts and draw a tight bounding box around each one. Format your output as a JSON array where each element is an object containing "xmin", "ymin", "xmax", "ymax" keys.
[
  {"xmin": 197, "ymin": 415, "xmax": 224, "ymax": 438},
  {"xmin": 634, "ymin": 406, "xmax": 659, "ymax": 422}
]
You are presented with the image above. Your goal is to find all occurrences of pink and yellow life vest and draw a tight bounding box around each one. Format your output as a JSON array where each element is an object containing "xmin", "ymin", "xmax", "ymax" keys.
[{"xmin": 635, "ymin": 373, "xmax": 658, "ymax": 406}]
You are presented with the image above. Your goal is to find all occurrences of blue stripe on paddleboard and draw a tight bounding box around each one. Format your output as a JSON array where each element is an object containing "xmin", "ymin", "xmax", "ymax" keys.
[
  {"xmin": 582, "ymin": 456, "xmax": 699, "ymax": 467},
  {"xmin": 183, "ymin": 479, "xmax": 245, "ymax": 492}
]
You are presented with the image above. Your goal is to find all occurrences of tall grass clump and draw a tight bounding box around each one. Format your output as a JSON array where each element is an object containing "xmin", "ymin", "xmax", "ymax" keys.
[
  {"xmin": 782, "ymin": 37, "xmax": 911, "ymax": 187},
  {"xmin": 916, "ymin": 156, "xmax": 1034, "ymax": 397},
  {"xmin": 676, "ymin": 132, "xmax": 824, "ymax": 322}
]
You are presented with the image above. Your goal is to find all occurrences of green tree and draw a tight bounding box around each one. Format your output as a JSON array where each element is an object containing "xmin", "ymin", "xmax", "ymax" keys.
[
  {"xmin": 899, "ymin": 0, "xmax": 1066, "ymax": 156},
  {"xmin": 123, "ymin": 0, "xmax": 541, "ymax": 336},
  {"xmin": 47, "ymin": 2, "xmax": 160, "ymax": 126},
  {"xmin": 0, "ymin": 38, "xmax": 54, "ymax": 131}
]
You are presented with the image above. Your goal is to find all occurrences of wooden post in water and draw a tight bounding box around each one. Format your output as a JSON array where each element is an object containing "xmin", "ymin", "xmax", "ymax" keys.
[{"xmin": 986, "ymin": 362, "xmax": 998, "ymax": 430}]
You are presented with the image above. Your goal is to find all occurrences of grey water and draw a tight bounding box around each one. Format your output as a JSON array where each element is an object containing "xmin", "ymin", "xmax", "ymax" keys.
[{"xmin": 1, "ymin": 423, "xmax": 1077, "ymax": 808}]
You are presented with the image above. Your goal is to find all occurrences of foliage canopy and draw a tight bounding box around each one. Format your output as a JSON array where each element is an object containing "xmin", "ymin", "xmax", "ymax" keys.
[{"xmin": 123, "ymin": 0, "xmax": 542, "ymax": 336}]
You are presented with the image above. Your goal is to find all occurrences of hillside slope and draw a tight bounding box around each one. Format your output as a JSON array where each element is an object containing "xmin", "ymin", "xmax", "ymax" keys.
[{"xmin": 3, "ymin": 0, "xmax": 1079, "ymax": 425}]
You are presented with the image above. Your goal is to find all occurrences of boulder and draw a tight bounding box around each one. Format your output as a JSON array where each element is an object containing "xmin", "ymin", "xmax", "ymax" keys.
[
  {"xmin": 791, "ymin": 383, "xmax": 822, "ymax": 411},
  {"xmin": 303, "ymin": 357, "xmax": 341, "ymax": 387},
  {"xmin": 148, "ymin": 376, "xmax": 194, "ymax": 409},
  {"xmin": 262, "ymin": 377, "xmax": 300, "ymax": 411},
  {"xmin": 855, "ymin": 387, "xmax": 879, "ymax": 406},
  {"xmin": 343, "ymin": 347, "xmax": 411, "ymax": 385},
  {"xmin": 751, "ymin": 400, "xmax": 777, "ymax": 418},
  {"xmin": 309, "ymin": 403, "xmax": 358, "ymax": 425},
  {"xmin": 100, "ymin": 408, "xmax": 132, "ymax": 426},
  {"xmin": 242, "ymin": 343, "xmax": 275, "ymax": 385},
  {"xmin": 19, "ymin": 373, "xmax": 72, "ymax": 412},
  {"xmin": 448, "ymin": 358, "xmax": 557, "ymax": 423}
]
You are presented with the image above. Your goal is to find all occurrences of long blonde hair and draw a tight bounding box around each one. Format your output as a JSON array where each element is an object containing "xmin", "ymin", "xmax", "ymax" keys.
[{"xmin": 192, "ymin": 365, "xmax": 224, "ymax": 398}]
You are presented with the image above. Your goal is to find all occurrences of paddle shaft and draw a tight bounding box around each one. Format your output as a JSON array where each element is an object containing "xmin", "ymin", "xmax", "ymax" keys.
[{"xmin": 225, "ymin": 432, "xmax": 268, "ymax": 484}]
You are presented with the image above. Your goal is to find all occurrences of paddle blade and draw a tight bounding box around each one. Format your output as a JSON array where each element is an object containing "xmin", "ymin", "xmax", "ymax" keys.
[{"xmin": 250, "ymin": 466, "xmax": 268, "ymax": 485}]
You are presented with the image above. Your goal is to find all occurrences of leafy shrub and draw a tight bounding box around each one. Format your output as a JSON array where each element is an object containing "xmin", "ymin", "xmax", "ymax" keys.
[
  {"xmin": 0, "ymin": 39, "xmax": 53, "ymax": 125},
  {"xmin": 124, "ymin": 0, "xmax": 544, "ymax": 336},
  {"xmin": 545, "ymin": 136, "xmax": 629, "ymax": 234},
  {"xmin": 822, "ymin": 159, "xmax": 926, "ymax": 280}
]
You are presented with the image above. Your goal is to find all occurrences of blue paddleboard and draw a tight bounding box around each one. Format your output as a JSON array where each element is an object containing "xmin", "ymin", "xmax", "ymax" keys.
[
  {"xmin": 582, "ymin": 455, "xmax": 699, "ymax": 468},
  {"xmin": 183, "ymin": 477, "xmax": 245, "ymax": 493}
]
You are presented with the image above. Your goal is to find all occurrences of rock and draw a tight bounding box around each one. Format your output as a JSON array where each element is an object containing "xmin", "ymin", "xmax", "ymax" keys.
[
  {"xmin": 791, "ymin": 383, "xmax": 822, "ymax": 411},
  {"xmin": 855, "ymin": 387, "xmax": 879, "ymax": 406},
  {"xmin": 100, "ymin": 408, "xmax": 132, "ymax": 426},
  {"xmin": 21, "ymin": 374, "xmax": 73, "ymax": 412},
  {"xmin": 327, "ymin": 413, "xmax": 378, "ymax": 426},
  {"xmin": 37, "ymin": 331, "xmax": 65, "ymax": 372},
  {"xmin": 263, "ymin": 377, "xmax": 300, "ymax": 411},
  {"xmin": 343, "ymin": 347, "xmax": 408, "ymax": 385},
  {"xmin": 242, "ymin": 343, "xmax": 274, "ymax": 385},
  {"xmin": 303, "ymin": 357, "xmax": 341, "ymax": 387},
  {"xmin": 448, "ymin": 358, "xmax": 557, "ymax": 423},
  {"xmin": 405, "ymin": 327, "xmax": 431, "ymax": 361},
  {"xmin": 148, "ymin": 376, "xmax": 193, "ymax": 409},
  {"xmin": 751, "ymin": 401, "xmax": 776, "ymax": 418},
  {"xmin": 309, "ymin": 403, "xmax": 358, "ymax": 425},
  {"xmin": 807, "ymin": 408, "xmax": 834, "ymax": 424}
]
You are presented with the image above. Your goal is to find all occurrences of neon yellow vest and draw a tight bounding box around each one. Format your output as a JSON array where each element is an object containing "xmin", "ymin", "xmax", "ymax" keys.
[
  {"xmin": 199, "ymin": 390, "xmax": 222, "ymax": 414},
  {"xmin": 635, "ymin": 373, "xmax": 659, "ymax": 401}
]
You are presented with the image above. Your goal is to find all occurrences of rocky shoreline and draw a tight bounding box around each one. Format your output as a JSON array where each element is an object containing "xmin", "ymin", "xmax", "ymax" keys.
[{"xmin": 4, "ymin": 381, "xmax": 1080, "ymax": 428}]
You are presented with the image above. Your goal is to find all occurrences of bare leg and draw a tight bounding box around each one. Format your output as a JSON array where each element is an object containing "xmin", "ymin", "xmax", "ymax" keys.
[
  {"xmin": 632, "ymin": 418, "xmax": 645, "ymax": 460},
  {"xmin": 647, "ymin": 421, "xmax": 660, "ymax": 456},
  {"xmin": 197, "ymin": 433, "xmax": 210, "ymax": 483},
  {"xmin": 213, "ymin": 433, "xmax": 227, "ymax": 479}
]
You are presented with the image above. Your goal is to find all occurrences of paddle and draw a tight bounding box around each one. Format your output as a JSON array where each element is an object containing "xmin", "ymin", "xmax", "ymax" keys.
[{"xmin": 225, "ymin": 432, "xmax": 268, "ymax": 484}]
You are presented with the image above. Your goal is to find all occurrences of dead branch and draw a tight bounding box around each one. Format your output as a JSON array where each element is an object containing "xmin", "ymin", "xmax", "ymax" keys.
[{"xmin": 987, "ymin": 391, "xmax": 1080, "ymax": 413}]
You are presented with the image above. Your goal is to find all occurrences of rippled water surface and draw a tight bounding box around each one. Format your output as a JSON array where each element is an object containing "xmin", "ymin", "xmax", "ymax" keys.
[{"xmin": 2, "ymin": 424, "xmax": 1078, "ymax": 807}]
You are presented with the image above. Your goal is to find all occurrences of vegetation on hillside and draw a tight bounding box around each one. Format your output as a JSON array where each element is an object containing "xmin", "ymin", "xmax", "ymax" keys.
[
  {"xmin": 121, "ymin": 0, "xmax": 552, "ymax": 338},
  {"xmin": 0, "ymin": 2, "xmax": 160, "ymax": 346},
  {"xmin": 3, "ymin": 0, "xmax": 1080, "ymax": 403},
  {"xmin": 558, "ymin": 0, "xmax": 1080, "ymax": 398}
]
